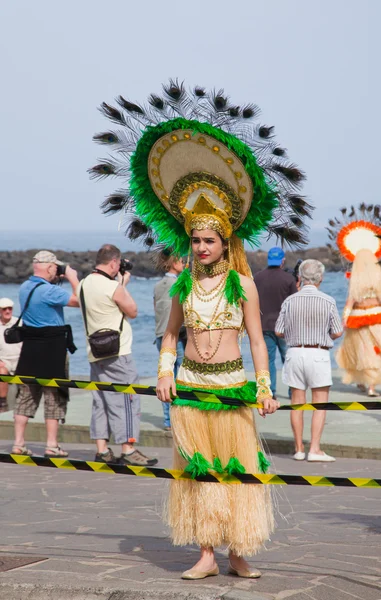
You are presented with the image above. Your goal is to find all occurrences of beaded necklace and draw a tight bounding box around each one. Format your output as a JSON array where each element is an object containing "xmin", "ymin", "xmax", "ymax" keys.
[{"xmin": 190, "ymin": 263, "xmax": 230, "ymax": 362}]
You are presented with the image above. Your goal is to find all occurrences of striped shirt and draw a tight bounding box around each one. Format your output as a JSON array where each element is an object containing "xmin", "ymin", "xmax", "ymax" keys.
[{"xmin": 275, "ymin": 285, "xmax": 342, "ymax": 348}]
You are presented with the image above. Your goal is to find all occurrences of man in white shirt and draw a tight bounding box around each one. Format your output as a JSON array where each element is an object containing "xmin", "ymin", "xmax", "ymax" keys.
[
  {"xmin": 77, "ymin": 244, "xmax": 158, "ymax": 467},
  {"xmin": 0, "ymin": 298, "xmax": 22, "ymax": 412},
  {"xmin": 275, "ymin": 260, "xmax": 343, "ymax": 462}
]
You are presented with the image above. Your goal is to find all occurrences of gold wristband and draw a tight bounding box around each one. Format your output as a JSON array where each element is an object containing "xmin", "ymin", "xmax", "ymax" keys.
[
  {"xmin": 160, "ymin": 347, "xmax": 177, "ymax": 356},
  {"xmin": 343, "ymin": 307, "xmax": 351, "ymax": 318},
  {"xmin": 158, "ymin": 348, "xmax": 177, "ymax": 378},
  {"xmin": 255, "ymin": 370, "xmax": 273, "ymax": 400}
]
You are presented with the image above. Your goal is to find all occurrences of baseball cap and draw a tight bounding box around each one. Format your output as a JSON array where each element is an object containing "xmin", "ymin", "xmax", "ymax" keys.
[
  {"xmin": 267, "ymin": 247, "xmax": 285, "ymax": 267},
  {"xmin": 33, "ymin": 250, "xmax": 64, "ymax": 266},
  {"xmin": 0, "ymin": 298, "xmax": 14, "ymax": 309}
]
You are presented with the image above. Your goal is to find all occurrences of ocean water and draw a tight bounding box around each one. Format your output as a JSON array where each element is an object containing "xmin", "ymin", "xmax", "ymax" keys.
[{"xmin": 0, "ymin": 273, "xmax": 347, "ymax": 378}]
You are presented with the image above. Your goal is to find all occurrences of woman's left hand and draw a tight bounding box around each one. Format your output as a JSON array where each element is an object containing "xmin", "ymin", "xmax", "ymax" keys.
[{"xmin": 258, "ymin": 396, "xmax": 280, "ymax": 418}]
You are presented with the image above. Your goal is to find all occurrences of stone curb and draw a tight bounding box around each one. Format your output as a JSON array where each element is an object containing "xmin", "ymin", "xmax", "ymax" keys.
[
  {"xmin": 0, "ymin": 420, "xmax": 379, "ymax": 460},
  {"xmin": 0, "ymin": 582, "xmax": 262, "ymax": 600}
]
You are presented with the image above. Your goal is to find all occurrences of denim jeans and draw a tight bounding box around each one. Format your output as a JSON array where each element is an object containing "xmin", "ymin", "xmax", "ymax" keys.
[
  {"xmin": 156, "ymin": 337, "xmax": 185, "ymax": 427},
  {"xmin": 263, "ymin": 331, "xmax": 288, "ymax": 397}
]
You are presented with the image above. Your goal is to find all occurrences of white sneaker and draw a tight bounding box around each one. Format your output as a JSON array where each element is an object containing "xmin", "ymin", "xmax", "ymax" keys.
[
  {"xmin": 293, "ymin": 451, "xmax": 306, "ymax": 461},
  {"xmin": 307, "ymin": 452, "xmax": 336, "ymax": 462}
]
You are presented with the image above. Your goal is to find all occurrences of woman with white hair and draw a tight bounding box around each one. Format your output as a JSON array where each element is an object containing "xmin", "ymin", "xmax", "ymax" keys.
[{"xmin": 275, "ymin": 259, "xmax": 343, "ymax": 462}]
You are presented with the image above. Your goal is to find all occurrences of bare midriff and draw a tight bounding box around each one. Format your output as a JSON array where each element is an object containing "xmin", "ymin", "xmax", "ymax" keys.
[
  {"xmin": 184, "ymin": 327, "xmax": 242, "ymax": 364},
  {"xmin": 353, "ymin": 298, "xmax": 381, "ymax": 310}
]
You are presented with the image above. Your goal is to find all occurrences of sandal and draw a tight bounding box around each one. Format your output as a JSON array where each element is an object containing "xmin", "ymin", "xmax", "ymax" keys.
[
  {"xmin": 368, "ymin": 390, "xmax": 379, "ymax": 397},
  {"xmin": 44, "ymin": 446, "xmax": 69, "ymax": 458},
  {"xmin": 12, "ymin": 445, "xmax": 33, "ymax": 456}
]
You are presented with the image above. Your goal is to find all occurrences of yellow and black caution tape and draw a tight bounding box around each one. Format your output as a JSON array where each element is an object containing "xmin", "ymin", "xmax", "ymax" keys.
[
  {"xmin": 1, "ymin": 374, "xmax": 380, "ymax": 411},
  {"xmin": 1, "ymin": 375, "xmax": 380, "ymax": 411},
  {"xmin": 0, "ymin": 453, "xmax": 380, "ymax": 487}
]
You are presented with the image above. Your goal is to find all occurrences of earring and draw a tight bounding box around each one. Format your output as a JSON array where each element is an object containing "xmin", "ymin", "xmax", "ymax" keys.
[{"xmin": 185, "ymin": 242, "xmax": 191, "ymax": 270}]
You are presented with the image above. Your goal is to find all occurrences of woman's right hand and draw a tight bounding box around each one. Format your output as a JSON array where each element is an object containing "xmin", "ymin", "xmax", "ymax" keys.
[{"xmin": 156, "ymin": 376, "xmax": 177, "ymax": 403}]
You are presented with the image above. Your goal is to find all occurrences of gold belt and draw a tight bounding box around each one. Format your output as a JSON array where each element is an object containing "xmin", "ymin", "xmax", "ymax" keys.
[{"xmin": 182, "ymin": 356, "xmax": 244, "ymax": 374}]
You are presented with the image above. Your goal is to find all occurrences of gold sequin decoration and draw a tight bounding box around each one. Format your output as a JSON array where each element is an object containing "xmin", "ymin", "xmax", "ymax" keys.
[
  {"xmin": 169, "ymin": 172, "xmax": 242, "ymax": 227},
  {"xmin": 171, "ymin": 134, "xmax": 178, "ymax": 142}
]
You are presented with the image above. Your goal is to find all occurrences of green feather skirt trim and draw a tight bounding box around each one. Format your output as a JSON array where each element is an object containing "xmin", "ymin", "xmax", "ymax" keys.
[
  {"xmin": 177, "ymin": 449, "xmax": 270, "ymax": 477},
  {"xmin": 173, "ymin": 380, "xmax": 257, "ymax": 411}
]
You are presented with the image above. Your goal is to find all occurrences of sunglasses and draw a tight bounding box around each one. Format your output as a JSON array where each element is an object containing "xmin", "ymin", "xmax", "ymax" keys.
[{"xmin": 1, "ymin": 307, "xmax": 13, "ymax": 311}]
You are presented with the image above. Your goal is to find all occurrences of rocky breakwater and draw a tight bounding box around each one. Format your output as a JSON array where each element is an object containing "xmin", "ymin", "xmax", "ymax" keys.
[{"xmin": 0, "ymin": 247, "xmax": 342, "ymax": 284}]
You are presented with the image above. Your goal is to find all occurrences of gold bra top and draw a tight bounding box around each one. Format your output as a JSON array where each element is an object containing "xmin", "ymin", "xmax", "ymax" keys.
[{"xmin": 183, "ymin": 290, "xmax": 244, "ymax": 331}]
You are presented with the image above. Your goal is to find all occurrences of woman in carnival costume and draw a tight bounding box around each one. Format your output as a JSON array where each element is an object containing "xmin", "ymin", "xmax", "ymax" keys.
[
  {"xmin": 327, "ymin": 204, "xmax": 381, "ymax": 396},
  {"xmin": 90, "ymin": 80, "xmax": 311, "ymax": 579}
]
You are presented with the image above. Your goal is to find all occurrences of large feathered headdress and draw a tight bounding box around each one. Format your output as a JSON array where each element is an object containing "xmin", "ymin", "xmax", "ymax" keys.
[
  {"xmin": 327, "ymin": 203, "xmax": 381, "ymax": 263},
  {"xmin": 89, "ymin": 79, "xmax": 312, "ymax": 255}
]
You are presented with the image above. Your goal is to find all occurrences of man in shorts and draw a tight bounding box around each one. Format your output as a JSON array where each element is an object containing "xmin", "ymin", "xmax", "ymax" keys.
[
  {"xmin": 0, "ymin": 298, "xmax": 22, "ymax": 412},
  {"xmin": 275, "ymin": 259, "xmax": 343, "ymax": 462},
  {"xmin": 13, "ymin": 251, "xmax": 79, "ymax": 457}
]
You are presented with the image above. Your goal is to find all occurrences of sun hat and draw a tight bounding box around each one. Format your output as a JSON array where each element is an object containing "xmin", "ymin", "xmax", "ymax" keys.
[{"xmin": 0, "ymin": 298, "xmax": 14, "ymax": 309}]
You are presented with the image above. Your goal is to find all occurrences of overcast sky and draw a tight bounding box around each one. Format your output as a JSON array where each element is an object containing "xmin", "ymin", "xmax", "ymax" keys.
[{"xmin": 1, "ymin": 0, "xmax": 379, "ymax": 249}]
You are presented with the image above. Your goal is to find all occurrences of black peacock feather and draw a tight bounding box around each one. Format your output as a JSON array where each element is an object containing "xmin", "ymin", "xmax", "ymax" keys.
[{"xmin": 89, "ymin": 80, "xmax": 312, "ymax": 248}]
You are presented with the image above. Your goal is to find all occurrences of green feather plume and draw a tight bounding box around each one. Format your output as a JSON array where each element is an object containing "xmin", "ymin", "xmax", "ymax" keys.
[
  {"xmin": 225, "ymin": 269, "xmax": 247, "ymax": 306},
  {"xmin": 184, "ymin": 452, "xmax": 213, "ymax": 479},
  {"xmin": 258, "ymin": 451, "xmax": 271, "ymax": 474},
  {"xmin": 129, "ymin": 118, "xmax": 278, "ymax": 255},
  {"xmin": 169, "ymin": 267, "xmax": 192, "ymax": 304},
  {"xmin": 225, "ymin": 456, "xmax": 246, "ymax": 475}
]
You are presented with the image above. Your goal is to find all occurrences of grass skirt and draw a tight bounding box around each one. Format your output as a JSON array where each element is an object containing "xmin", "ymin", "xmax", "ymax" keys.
[
  {"xmin": 166, "ymin": 379, "xmax": 274, "ymax": 556},
  {"xmin": 336, "ymin": 325, "xmax": 381, "ymax": 386}
]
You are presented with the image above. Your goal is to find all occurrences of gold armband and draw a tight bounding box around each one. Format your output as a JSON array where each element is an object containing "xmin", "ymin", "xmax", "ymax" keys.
[
  {"xmin": 158, "ymin": 347, "xmax": 177, "ymax": 379},
  {"xmin": 255, "ymin": 370, "xmax": 273, "ymax": 400}
]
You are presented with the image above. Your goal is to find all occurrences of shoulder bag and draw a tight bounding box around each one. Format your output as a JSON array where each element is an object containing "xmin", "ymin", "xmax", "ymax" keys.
[
  {"xmin": 80, "ymin": 277, "xmax": 124, "ymax": 359},
  {"xmin": 4, "ymin": 282, "xmax": 45, "ymax": 344}
]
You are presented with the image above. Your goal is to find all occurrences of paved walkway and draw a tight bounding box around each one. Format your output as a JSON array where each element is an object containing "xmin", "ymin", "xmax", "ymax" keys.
[
  {"xmin": 0, "ymin": 370, "xmax": 380, "ymax": 458},
  {"xmin": 0, "ymin": 444, "xmax": 380, "ymax": 600}
]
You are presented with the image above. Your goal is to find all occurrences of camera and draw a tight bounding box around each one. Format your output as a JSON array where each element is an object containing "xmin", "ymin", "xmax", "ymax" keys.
[
  {"xmin": 293, "ymin": 259, "xmax": 303, "ymax": 281},
  {"xmin": 285, "ymin": 259, "xmax": 303, "ymax": 281},
  {"xmin": 119, "ymin": 258, "xmax": 133, "ymax": 276},
  {"xmin": 56, "ymin": 264, "xmax": 67, "ymax": 277}
]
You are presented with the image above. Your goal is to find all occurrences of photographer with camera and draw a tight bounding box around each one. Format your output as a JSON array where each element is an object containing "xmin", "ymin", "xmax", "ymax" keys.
[
  {"xmin": 77, "ymin": 244, "xmax": 157, "ymax": 467},
  {"xmin": 12, "ymin": 250, "xmax": 79, "ymax": 456}
]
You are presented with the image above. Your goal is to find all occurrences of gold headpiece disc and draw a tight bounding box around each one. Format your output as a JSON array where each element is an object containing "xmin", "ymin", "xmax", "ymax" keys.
[{"xmin": 148, "ymin": 129, "xmax": 253, "ymax": 239}]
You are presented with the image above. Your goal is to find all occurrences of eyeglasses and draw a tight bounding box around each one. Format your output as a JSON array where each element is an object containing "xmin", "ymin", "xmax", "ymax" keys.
[{"xmin": 1, "ymin": 307, "xmax": 12, "ymax": 311}]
